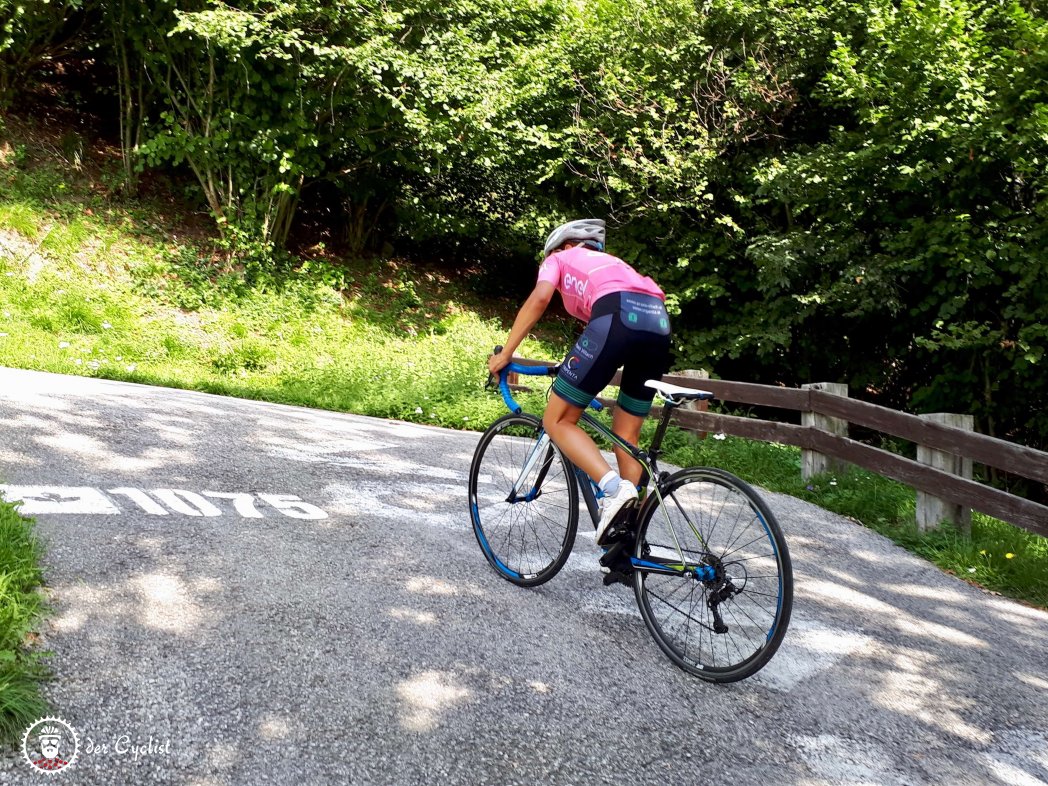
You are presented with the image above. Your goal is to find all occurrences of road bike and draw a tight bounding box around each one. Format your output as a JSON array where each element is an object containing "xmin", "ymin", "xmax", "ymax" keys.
[{"xmin": 467, "ymin": 353, "xmax": 793, "ymax": 683}]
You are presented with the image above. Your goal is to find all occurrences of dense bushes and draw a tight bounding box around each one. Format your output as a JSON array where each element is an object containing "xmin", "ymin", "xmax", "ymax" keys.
[{"xmin": 2, "ymin": 0, "xmax": 1046, "ymax": 455}]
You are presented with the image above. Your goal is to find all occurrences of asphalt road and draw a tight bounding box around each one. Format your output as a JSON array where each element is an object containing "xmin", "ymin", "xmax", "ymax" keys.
[{"xmin": 0, "ymin": 367, "xmax": 1045, "ymax": 785}]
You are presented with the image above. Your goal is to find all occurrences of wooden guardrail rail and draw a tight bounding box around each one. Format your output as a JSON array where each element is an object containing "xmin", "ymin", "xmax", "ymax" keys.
[
  {"xmin": 509, "ymin": 358, "xmax": 1048, "ymax": 538},
  {"xmin": 655, "ymin": 373, "xmax": 1048, "ymax": 538}
]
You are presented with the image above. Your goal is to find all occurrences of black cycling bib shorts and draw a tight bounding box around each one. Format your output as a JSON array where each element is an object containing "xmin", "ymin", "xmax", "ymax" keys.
[{"xmin": 552, "ymin": 291, "xmax": 672, "ymax": 416}]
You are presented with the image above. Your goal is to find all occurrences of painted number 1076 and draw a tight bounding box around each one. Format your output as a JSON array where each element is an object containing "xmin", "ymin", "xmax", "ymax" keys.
[
  {"xmin": 0, "ymin": 485, "xmax": 328, "ymax": 520},
  {"xmin": 109, "ymin": 489, "xmax": 327, "ymax": 519}
]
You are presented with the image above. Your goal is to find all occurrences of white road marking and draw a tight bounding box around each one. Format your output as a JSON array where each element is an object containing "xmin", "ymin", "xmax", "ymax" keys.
[
  {"xmin": 110, "ymin": 487, "xmax": 169, "ymax": 515},
  {"xmin": 0, "ymin": 485, "xmax": 328, "ymax": 520},
  {"xmin": 0, "ymin": 485, "xmax": 120, "ymax": 515},
  {"xmin": 152, "ymin": 489, "xmax": 223, "ymax": 517}
]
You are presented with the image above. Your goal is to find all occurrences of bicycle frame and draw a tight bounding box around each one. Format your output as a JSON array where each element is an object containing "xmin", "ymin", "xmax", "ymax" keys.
[
  {"xmin": 493, "ymin": 362, "xmax": 711, "ymax": 580},
  {"xmin": 477, "ymin": 356, "xmax": 793, "ymax": 682}
]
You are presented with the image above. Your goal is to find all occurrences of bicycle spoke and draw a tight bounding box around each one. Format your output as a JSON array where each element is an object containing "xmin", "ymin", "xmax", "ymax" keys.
[
  {"xmin": 634, "ymin": 468, "xmax": 793, "ymax": 682},
  {"xmin": 470, "ymin": 414, "xmax": 579, "ymax": 586}
]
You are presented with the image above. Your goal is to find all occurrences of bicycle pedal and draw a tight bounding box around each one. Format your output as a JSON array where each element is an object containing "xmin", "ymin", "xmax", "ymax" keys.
[
  {"xmin": 599, "ymin": 539, "xmax": 627, "ymax": 568},
  {"xmin": 602, "ymin": 571, "xmax": 631, "ymax": 588}
]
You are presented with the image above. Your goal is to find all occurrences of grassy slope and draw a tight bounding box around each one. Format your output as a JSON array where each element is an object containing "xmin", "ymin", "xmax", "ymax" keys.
[
  {"xmin": 0, "ymin": 113, "xmax": 570, "ymax": 427},
  {"xmin": 0, "ymin": 110, "xmax": 1043, "ymax": 741},
  {"xmin": 0, "ymin": 501, "xmax": 48, "ymax": 743}
]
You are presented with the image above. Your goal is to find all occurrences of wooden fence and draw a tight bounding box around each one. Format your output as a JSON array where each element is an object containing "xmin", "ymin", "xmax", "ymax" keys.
[
  {"xmin": 511, "ymin": 359, "xmax": 1048, "ymax": 538},
  {"xmin": 650, "ymin": 372, "xmax": 1048, "ymax": 538}
]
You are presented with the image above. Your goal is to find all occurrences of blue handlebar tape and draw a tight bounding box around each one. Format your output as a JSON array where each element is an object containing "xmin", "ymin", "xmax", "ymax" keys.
[
  {"xmin": 498, "ymin": 363, "xmax": 602, "ymax": 414},
  {"xmin": 499, "ymin": 373, "xmax": 521, "ymax": 413}
]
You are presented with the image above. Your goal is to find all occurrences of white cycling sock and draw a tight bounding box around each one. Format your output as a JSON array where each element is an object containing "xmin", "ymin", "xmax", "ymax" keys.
[{"xmin": 598, "ymin": 471, "xmax": 621, "ymax": 497}]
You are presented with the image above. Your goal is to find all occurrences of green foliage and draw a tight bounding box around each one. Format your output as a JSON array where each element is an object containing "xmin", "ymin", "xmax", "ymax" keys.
[
  {"xmin": 0, "ymin": 200, "xmax": 41, "ymax": 237},
  {"xmin": 107, "ymin": 0, "xmax": 569, "ymax": 258},
  {"xmin": 887, "ymin": 511, "xmax": 1048, "ymax": 609},
  {"xmin": 747, "ymin": 0, "xmax": 1048, "ymax": 450},
  {"xmin": 2, "ymin": 1, "xmax": 1048, "ymax": 463},
  {"xmin": 130, "ymin": 1, "xmax": 325, "ymax": 251},
  {"xmin": 0, "ymin": 0, "xmax": 85, "ymax": 106},
  {"xmin": 7, "ymin": 1, "xmax": 1043, "ymax": 459},
  {"xmin": 0, "ymin": 499, "xmax": 50, "ymax": 744},
  {"xmin": 1, "ymin": 137, "xmax": 1046, "ymax": 616},
  {"xmin": 662, "ymin": 429, "xmax": 805, "ymax": 490}
]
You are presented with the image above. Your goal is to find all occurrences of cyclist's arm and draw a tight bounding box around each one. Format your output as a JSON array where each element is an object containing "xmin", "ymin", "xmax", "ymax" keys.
[{"xmin": 489, "ymin": 281, "xmax": 556, "ymax": 374}]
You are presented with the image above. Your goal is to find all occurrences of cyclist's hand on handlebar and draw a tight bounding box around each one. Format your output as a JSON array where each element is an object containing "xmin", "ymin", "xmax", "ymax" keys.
[{"xmin": 487, "ymin": 348, "xmax": 511, "ymax": 377}]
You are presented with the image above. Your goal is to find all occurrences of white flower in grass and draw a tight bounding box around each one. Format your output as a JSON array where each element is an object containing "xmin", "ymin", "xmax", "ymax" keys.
[
  {"xmin": 415, "ymin": 407, "xmax": 423, "ymax": 414},
  {"xmin": 713, "ymin": 433, "xmax": 727, "ymax": 440},
  {"xmin": 126, "ymin": 364, "xmax": 136, "ymax": 372},
  {"xmin": 101, "ymin": 322, "xmax": 112, "ymax": 329},
  {"xmin": 74, "ymin": 359, "xmax": 82, "ymax": 365},
  {"xmin": 59, "ymin": 341, "xmax": 70, "ymax": 348},
  {"xmin": 87, "ymin": 360, "xmax": 100, "ymax": 369}
]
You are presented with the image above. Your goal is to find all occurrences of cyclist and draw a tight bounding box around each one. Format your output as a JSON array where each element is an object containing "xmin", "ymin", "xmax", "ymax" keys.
[{"xmin": 488, "ymin": 218, "xmax": 672, "ymax": 544}]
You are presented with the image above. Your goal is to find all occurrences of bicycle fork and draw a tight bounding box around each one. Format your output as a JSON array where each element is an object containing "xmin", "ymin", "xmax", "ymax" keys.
[{"xmin": 508, "ymin": 431, "xmax": 554, "ymax": 503}]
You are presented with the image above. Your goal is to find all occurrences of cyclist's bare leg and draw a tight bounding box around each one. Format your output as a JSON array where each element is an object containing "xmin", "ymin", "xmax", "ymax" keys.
[
  {"xmin": 542, "ymin": 396, "xmax": 612, "ymax": 483},
  {"xmin": 611, "ymin": 407, "xmax": 645, "ymax": 487}
]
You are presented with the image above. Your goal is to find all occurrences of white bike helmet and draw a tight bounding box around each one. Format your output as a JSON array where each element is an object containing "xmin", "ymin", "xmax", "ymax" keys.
[{"xmin": 543, "ymin": 218, "xmax": 606, "ymax": 257}]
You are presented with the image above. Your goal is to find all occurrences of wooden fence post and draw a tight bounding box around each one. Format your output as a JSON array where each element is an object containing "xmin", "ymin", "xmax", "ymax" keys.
[
  {"xmin": 801, "ymin": 382, "xmax": 849, "ymax": 480},
  {"xmin": 916, "ymin": 413, "xmax": 974, "ymax": 536}
]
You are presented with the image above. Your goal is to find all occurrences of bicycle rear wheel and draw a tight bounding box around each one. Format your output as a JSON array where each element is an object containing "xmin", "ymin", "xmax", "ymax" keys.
[
  {"xmin": 468, "ymin": 413, "xmax": 579, "ymax": 587},
  {"xmin": 633, "ymin": 467, "xmax": 792, "ymax": 683}
]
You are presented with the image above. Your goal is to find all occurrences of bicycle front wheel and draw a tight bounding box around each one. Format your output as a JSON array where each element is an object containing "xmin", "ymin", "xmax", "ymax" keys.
[
  {"xmin": 634, "ymin": 467, "xmax": 793, "ymax": 683},
  {"xmin": 468, "ymin": 413, "xmax": 579, "ymax": 587}
]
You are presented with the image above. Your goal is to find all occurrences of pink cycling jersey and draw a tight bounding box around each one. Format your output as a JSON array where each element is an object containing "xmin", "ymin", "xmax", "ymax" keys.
[{"xmin": 537, "ymin": 245, "xmax": 665, "ymax": 322}]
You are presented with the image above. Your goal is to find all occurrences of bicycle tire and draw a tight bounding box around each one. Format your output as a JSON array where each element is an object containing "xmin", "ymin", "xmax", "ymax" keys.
[
  {"xmin": 633, "ymin": 467, "xmax": 793, "ymax": 683},
  {"xmin": 468, "ymin": 413, "xmax": 579, "ymax": 587}
]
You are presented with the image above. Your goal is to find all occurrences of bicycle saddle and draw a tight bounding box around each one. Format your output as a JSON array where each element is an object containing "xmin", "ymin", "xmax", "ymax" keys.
[{"xmin": 644, "ymin": 380, "xmax": 714, "ymax": 405}]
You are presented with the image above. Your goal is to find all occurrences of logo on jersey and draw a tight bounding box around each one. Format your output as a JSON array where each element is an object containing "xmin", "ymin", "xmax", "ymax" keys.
[
  {"xmin": 562, "ymin": 356, "xmax": 581, "ymax": 381},
  {"xmin": 563, "ymin": 273, "xmax": 588, "ymax": 298},
  {"xmin": 578, "ymin": 336, "xmax": 598, "ymax": 360}
]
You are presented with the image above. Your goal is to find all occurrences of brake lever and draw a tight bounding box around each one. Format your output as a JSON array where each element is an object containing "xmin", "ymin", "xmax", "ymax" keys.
[{"xmin": 485, "ymin": 345, "xmax": 504, "ymax": 390}]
